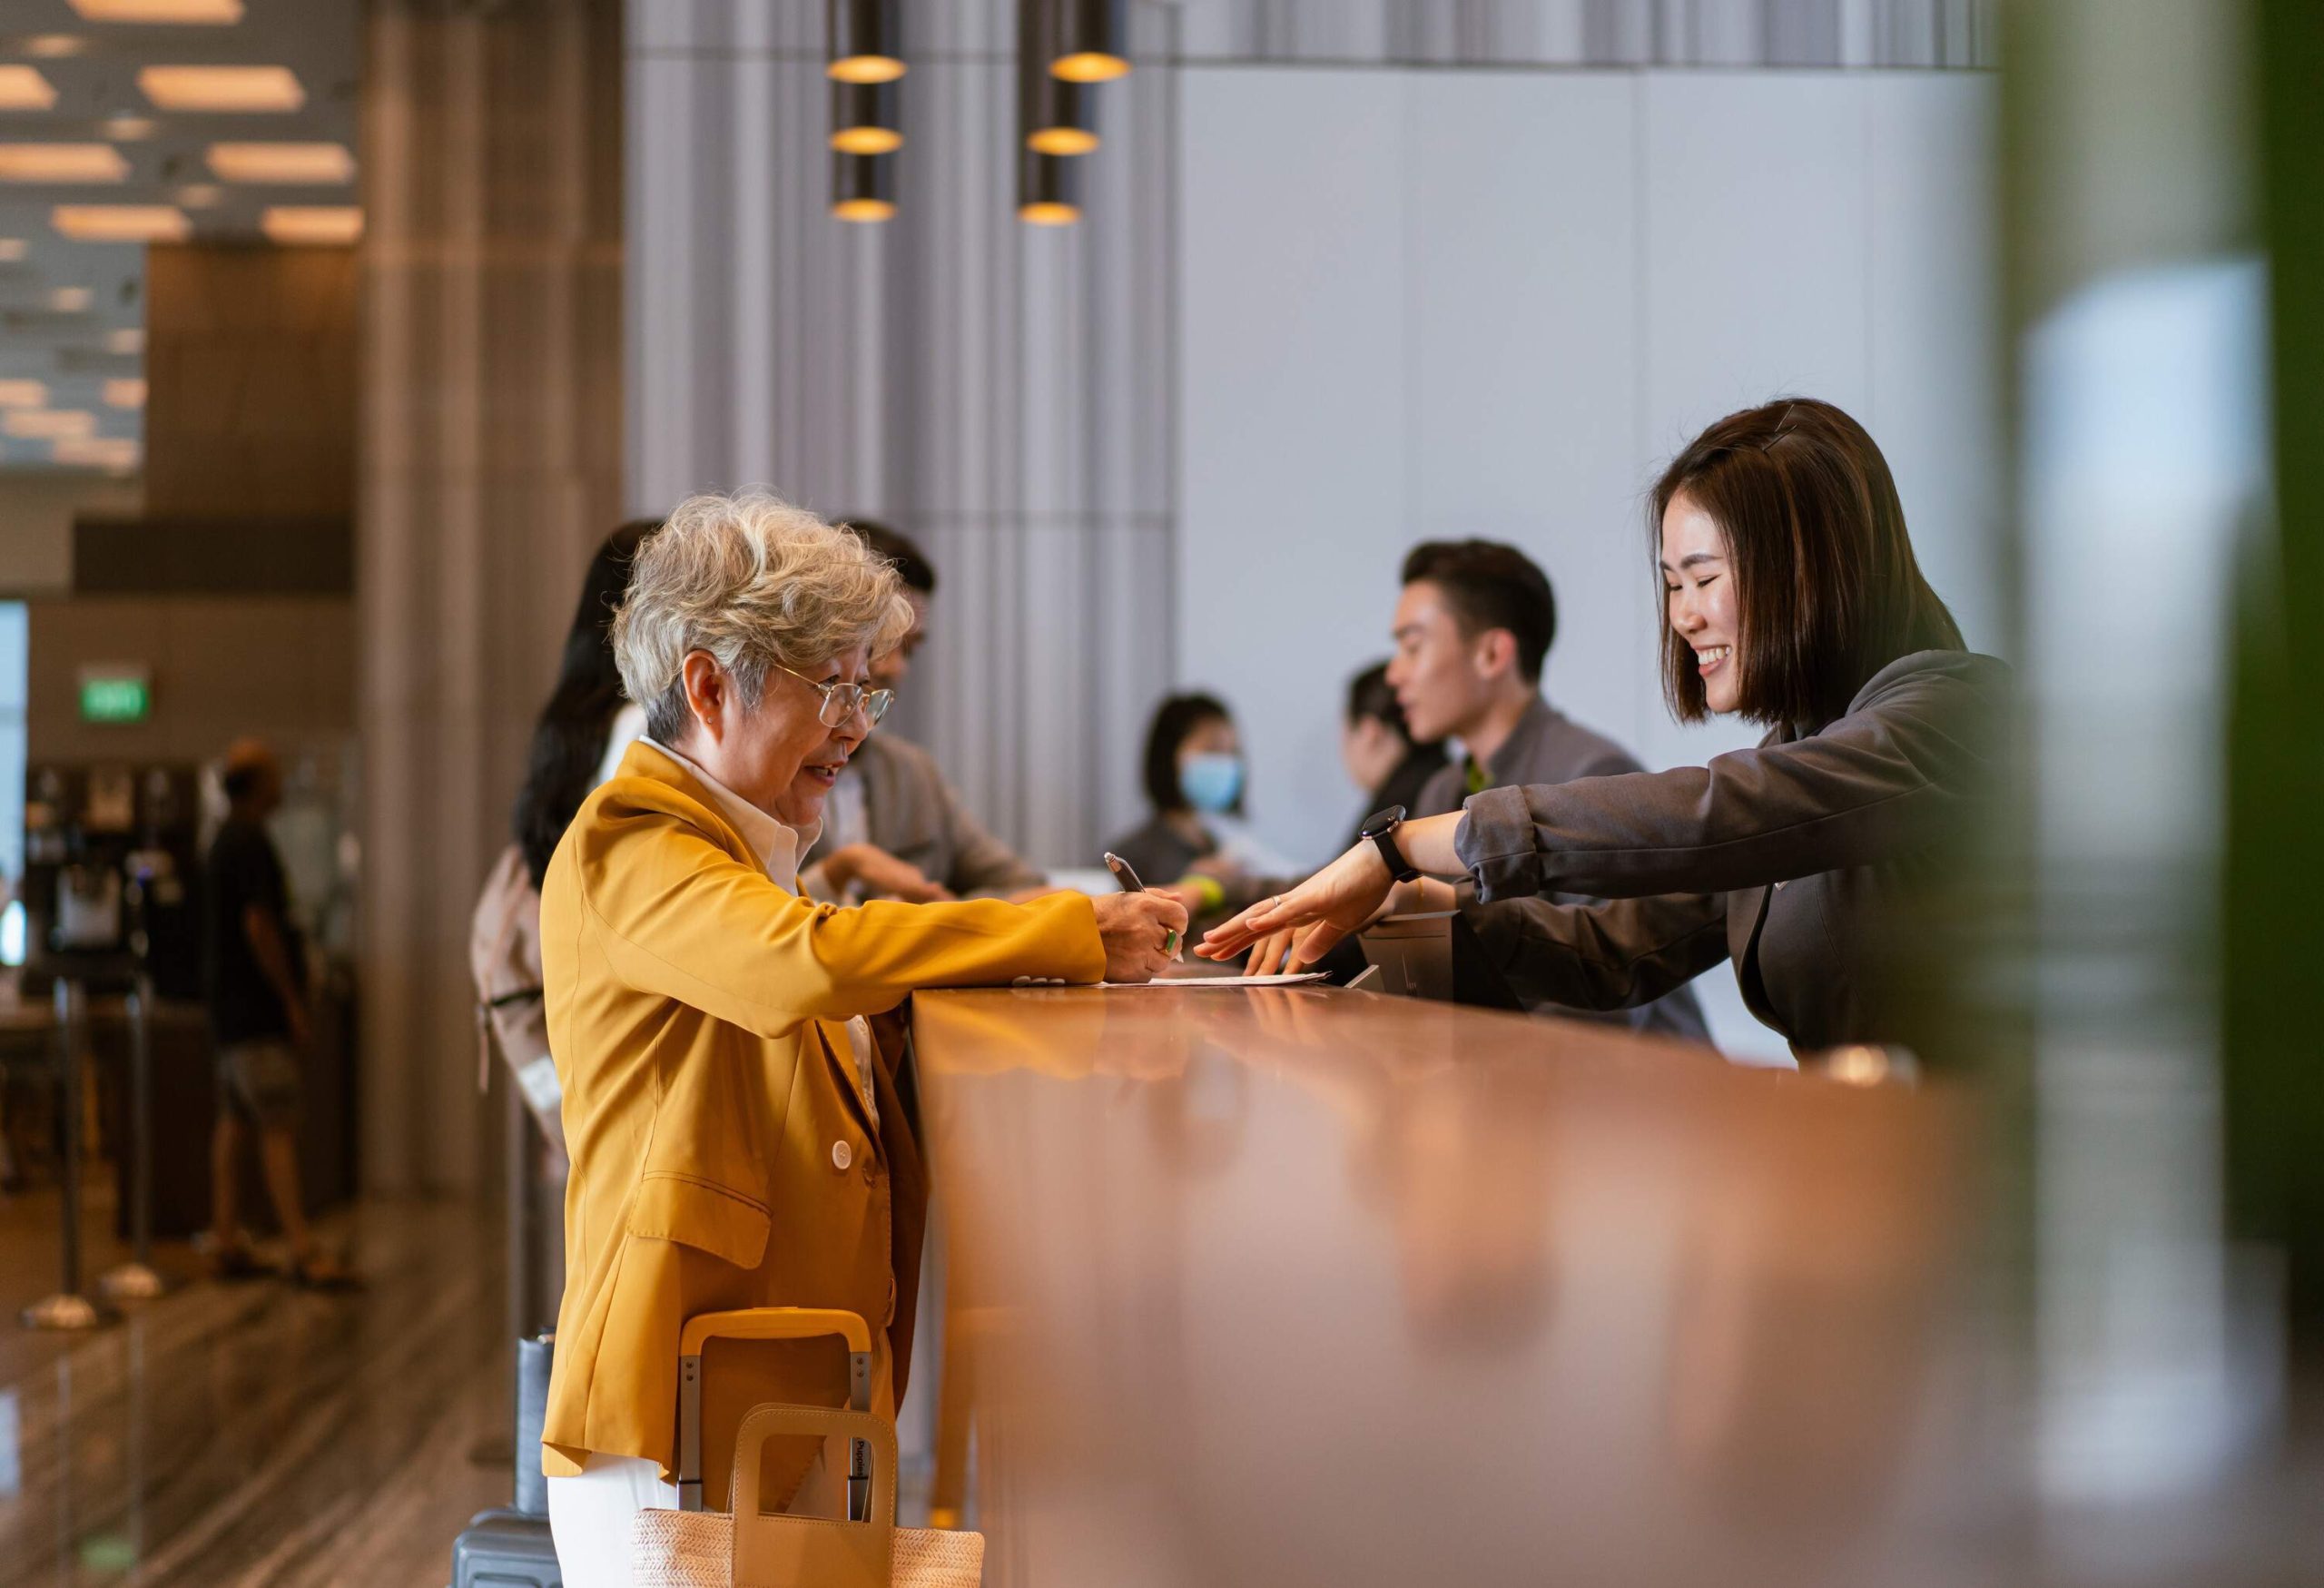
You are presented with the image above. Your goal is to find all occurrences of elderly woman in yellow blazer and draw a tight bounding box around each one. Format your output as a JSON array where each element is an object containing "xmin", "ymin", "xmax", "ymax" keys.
[{"xmin": 537, "ymin": 492, "xmax": 1184, "ymax": 1582}]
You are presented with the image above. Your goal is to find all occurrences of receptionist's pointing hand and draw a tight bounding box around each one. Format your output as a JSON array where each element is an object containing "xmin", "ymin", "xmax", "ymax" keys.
[{"xmin": 1197, "ymin": 841, "xmax": 1396, "ymax": 971}]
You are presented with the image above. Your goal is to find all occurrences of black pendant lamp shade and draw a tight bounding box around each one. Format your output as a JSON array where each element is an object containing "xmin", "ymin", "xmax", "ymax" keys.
[
  {"xmin": 1050, "ymin": 0, "xmax": 1129, "ymax": 83},
  {"xmin": 1018, "ymin": 146, "xmax": 1080, "ymax": 225},
  {"xmin": 831, "ymin": 79, "xmax": 902, "ymax": 154},
  {"xmin": 1019, "ymin": 0, "xmax": 1097, "ymax": 155},
  {"xmin": 829, "ymin": 0, "xmax": 905, "ymax": 84},
  {"xmin": 832, "ymin": 152, "xmax": 896, "ymax": 222}
]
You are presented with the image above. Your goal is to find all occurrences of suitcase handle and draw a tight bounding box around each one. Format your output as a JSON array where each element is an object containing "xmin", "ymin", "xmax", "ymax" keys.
[{"xmin": 677, "ymin": 1307, "xmax": 874, "ymax": 1514}]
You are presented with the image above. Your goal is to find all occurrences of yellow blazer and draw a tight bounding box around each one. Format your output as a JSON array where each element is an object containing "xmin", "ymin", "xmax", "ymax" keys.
[{"xmin": 539, "ymin": 741, "xmax": 1104, "ymax": 1504}]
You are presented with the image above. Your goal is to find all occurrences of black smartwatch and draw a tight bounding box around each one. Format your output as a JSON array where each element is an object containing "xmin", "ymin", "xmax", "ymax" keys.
[{"xmin": 1359, "ymin": 804, "xmax": 1422, "ymax": 883}]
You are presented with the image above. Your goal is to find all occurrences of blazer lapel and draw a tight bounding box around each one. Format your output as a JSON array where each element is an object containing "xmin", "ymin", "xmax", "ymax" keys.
[{"xmin": 813, "ymin": 1018, "xmax": 881, "ymax": 1140}]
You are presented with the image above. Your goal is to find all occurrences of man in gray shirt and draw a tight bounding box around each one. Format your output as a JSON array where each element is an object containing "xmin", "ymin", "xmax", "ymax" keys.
[
  {"xmin": 803, "ymin": 520, "xmax": 1049, "ymax": 903},
  {"xmin": 1390, "ymin": 539, "xmax": 1712, "ymax": 1045}
]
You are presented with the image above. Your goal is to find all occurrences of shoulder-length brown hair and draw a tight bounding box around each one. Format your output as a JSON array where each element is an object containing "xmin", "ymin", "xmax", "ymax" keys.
[{"xmin": 1651, "ymin": 397, "xmax": 1963, "ymax": 730}]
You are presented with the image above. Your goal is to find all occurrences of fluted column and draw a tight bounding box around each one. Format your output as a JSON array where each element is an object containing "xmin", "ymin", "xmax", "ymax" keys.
[{"xmin": 359, "ymin": 0, "xmax": 625, "ymax": 1194}]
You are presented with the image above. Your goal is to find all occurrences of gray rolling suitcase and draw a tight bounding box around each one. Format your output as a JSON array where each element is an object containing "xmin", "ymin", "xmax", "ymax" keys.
[
  {"xmin": 450, "ymin": 1509, "xmax": 561, "ymax": 1588},
  {"xmin": 451, "ymin": 1335, "xmax": 560, "ymax": 1587}
]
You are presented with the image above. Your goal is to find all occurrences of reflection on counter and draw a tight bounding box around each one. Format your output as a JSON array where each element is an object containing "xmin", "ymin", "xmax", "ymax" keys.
[{"xmin": 916, "ymin": 984, "xmax": 1972, "ymax": 1588}]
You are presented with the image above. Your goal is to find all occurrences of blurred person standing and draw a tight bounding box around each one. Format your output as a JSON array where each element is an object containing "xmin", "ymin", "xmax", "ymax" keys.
[
  {"xmin": 801, "ymin": 520, "xmax": 1047, "ymax": 903},
  {"xmin": 204, "ymin": 739, "xmax": 355, "ymax": 1287},
  {"xmin": 1388, "ymin": 539, "xmax": 1710, "ymax": 1044},
  {"xmin": 1340, "ymin": 660, "xmax": 1447, "ymax": 847},
  {"xmin": 473, "ymin": 520, "xmax": 658, "ymax": 1154}
]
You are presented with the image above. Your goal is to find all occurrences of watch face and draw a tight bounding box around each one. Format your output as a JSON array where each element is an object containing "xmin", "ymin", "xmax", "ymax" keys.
[{"xmin": 1363, "ymin": 804, "xmax": 1407, "ymax": 838}]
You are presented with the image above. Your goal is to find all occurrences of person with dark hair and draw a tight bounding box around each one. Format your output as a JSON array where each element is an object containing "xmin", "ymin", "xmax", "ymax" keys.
[
  {"xmin": 205, "ymin": 738, "xmax": 354, "ymax": 1287},
  {"xmin": 1391, "ymin": 539, "xmax": 1709, "ymax": 1042},
  {"xmin": 1340, "ymin": 662, "xmax": 1447, "ymax": 847},
  {"xmin": 1104, "ymin": 692, "xmax": 1294, "ymax": 907},
  {"xmin": 1202, "ymin": 398, "xmax": 2005, "ymax": 1060},
  {"xmin": 471, "ymin": 519, "xmax": 658, "ymax": 1154},
  {"xmin": 798, "ymin": 518, "xmax": 1048, "ymax": 903}
]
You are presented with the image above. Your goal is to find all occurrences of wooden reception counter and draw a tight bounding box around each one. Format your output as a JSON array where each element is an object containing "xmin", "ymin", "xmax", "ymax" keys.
[{"xmin": 914, "ymin": 983, "xmax": 1974, "ymax": 1588}]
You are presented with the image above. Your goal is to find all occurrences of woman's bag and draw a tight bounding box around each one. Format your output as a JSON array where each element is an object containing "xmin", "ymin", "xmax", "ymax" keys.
[
  {"xmin": 634, "ymin": 1307, "xmax": 983, "ymax": 1587},
  {"xmin": 630, "ymin": 1403, "xmax": 983, "ymax": 1588}
]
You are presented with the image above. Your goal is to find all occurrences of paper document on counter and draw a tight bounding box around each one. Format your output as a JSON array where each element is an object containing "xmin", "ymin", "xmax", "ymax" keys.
[{"xmin": 1097, "ymin": 972, "xmax": 1330, "ymax": 990}]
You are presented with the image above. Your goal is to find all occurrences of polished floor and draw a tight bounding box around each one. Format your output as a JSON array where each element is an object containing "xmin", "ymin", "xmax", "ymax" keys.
[{"xmin": 0, "ymin": 1183, "xmax": 511, "ymax": 1587}]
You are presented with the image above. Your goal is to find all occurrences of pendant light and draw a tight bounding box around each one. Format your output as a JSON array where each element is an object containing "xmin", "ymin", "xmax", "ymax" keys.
[
  {"xmin": 1049, "ymin": 0, "xmax": 1128, "ymax": 84},
  {"xmin": 1019, "ymin": 0, "xmax": 1097, "ymax": 156},
  {"xmin": 1018, "ymin": 147, "xmax": 1080, "ymax": 226},
  {"xmin": 828, "ymin": 0, "xmax": 904, "ymax": 84},
  {"xmin": 832, "ymin": 152, "xmax": 895, "ymax": 222},
  {"xmin": 831, "ymin": 79, "xmax": 901, "ymax": 154}
]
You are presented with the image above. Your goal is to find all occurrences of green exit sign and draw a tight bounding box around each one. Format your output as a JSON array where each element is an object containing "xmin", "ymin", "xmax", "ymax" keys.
[{"xmin": 79, "ymin": 668, "xmax": 151, "ymax": 724}]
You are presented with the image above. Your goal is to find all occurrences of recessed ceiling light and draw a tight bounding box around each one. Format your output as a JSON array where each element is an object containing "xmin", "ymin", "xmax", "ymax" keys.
[
  {"xmin": 0, "ymin": 144, "xmax": 131, "ymax": 183},
  {"xmin": 106, "ymin": 327, "xmax": 143, "ymax": 354},
  {"xmin": 0, "ymin": 239, "xmax": 25, "ymax": 261},
  {"xmin": 207, "ymin": 142, "xmax": 354, "ymax": 184},
  {"xmin": 261, "ymin": 205, "xmax": 361, "ymax": 245},
  {"xmin": 53, "ymin": 436, "xmax": 138, "ymax": 470},
  {"xmin": 139, "ymin": 65, "xmax": 304, "ymax": 113},
  {"xmin": 48, "ymin": 286, "xmax": 92, "ymax": 311},
  {"xmin": 0, "ymin": 67, "xmax": 60, "ymax": 112},
  {"xmin": 103, "ymin": 116, "xmax": 160, "ymax": 142},
  {"xmin": 72, "ymin": 0, "xmax": 245, "ymax": 20},
  {"xmin": 5, "ymin": 409, "xmax": 97, "ymax": 439},
  {"xmin": 177, "ymin": 182, "xmax": 222, "ymax": 207},
  {"xmin": 0, "ymin": 380, "xmax": 47, "ymax": 409},
  {"xmin": 24, "ymin": 37, "xmax": 88, "ymax": 60},
  {"xmin": 103, "ymin": 378, "xmax": 144, "ymax": 409},
  {"xmin": 53, "ymin": 204, "xmax": 190, "ymax": 242}
]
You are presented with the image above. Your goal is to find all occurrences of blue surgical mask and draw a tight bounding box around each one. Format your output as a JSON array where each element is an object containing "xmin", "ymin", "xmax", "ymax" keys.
[{"xmin": 1180, "ymin": 752, "xmax": 1245, "ymax": 814}]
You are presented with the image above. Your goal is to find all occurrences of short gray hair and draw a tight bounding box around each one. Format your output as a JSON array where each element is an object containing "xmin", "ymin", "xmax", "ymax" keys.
[{"xmin": 611, "ymin": 490, "xmax": 913, "ymax": 744}]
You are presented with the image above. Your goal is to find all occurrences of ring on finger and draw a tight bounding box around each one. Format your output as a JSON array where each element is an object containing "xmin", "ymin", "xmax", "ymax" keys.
[{"xmin": 1163, "ymin": 927, "xmax": 1179, "ymax": 953}]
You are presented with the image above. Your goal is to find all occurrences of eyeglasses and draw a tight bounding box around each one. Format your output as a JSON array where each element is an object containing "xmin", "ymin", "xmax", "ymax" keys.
[{"xmin": 773, "ymin": 661, "xmax": 894, "ymax": 728}]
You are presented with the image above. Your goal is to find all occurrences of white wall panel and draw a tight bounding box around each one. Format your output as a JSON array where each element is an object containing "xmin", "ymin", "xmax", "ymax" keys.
[
  {"xmin": 1176, "ymin": 69, "xmax": 1411, "ymax": 868},
  {"xmin": 1408, "ymin": 71, "xmax": 1652, "ymax": 776},
  {"xmin": 1635, "ymin": 71, "xmax": 1876, "ymax": 780}
]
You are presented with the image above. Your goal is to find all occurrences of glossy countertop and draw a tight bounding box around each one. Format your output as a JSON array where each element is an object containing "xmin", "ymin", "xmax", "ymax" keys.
[{"xmin": 914, "ymin": 983, "xmax": 1975, "ymax": 1588}]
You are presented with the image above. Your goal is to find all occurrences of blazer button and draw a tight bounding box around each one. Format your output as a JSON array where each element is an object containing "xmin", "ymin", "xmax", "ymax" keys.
[{"xmin": 832, "ymin": 1139, "xmax": 853, "ymax": 1172}]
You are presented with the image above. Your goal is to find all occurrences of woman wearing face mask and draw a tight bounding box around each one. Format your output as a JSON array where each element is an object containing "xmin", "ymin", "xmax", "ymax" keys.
[
  {"xmin": 1200, "ymin": 398, "xmax": 2008, "ymax": 1059},
  {"xmin": 1104, "ymin": 694, "xmax": 1296, "ymax": 913}
]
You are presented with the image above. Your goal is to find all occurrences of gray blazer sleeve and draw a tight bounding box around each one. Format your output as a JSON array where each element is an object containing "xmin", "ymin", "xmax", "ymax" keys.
[
  {"xmin": 1462, "ymin": 889, "xmax": 1730, "ymax": 1011},
  {"xmin": 1455, "ymin": 659, "xmax": 1996, "ymax": 902},
  {"xmin": 936, "ymin": 780, "xmax": 1048, "ymax": 897}
]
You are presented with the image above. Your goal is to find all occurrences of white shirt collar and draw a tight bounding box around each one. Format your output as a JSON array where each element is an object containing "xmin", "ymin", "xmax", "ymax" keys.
[{"xmin": 643, "ymin": 735, "xmax": 816, "ymax": 892}]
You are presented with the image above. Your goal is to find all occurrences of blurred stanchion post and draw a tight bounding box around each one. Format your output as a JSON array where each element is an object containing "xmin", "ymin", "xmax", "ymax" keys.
[
  {"xmin": 101, "ymin": 972, "xmax": 174, "ymax": 1302},
  {"xmin": 21, "ymin": 979, "xmax": 117, "ymax": 1332}
]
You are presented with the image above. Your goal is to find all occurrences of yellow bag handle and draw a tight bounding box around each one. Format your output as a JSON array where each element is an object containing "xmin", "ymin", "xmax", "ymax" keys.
[{"xmin": 678, "ymin": 1307, "xmax": 874, "ymax": 1513}]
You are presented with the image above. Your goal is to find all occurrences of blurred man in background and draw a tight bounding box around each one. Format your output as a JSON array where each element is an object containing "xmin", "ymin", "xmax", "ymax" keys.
[
  {"xmin": 204, "ymin": 739, "xmax": 355, "ymax": 1287},
  {"xmin": 803, "ymin": 520, "xmax": 1049, "ymax": 902}
]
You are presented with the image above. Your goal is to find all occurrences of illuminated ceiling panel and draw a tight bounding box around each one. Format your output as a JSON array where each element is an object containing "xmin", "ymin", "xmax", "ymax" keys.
[{"xmin": 139, "ymin": 64, "xmax": 305, "ymax": 112}]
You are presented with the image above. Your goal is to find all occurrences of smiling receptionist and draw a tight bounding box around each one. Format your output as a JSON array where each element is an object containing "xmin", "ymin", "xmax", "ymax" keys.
[{"xmin": 1203, "ymin": 398, "xmax": 2007, "ymax": 1057}]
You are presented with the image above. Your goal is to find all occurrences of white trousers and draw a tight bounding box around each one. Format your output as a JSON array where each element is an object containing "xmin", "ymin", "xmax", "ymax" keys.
[{"xmin": 546, "ymin": 1454, "xmax": 676, "ymax": 1588}]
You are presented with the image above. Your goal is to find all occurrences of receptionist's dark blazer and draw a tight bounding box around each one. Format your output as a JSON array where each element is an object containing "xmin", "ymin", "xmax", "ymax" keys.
[{"xmin": 1453, "ymin": 650, "xmax": 2010, "ymax": 1056}]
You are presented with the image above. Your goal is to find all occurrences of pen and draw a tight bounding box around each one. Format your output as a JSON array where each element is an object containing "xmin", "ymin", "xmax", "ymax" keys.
[{"xmin": 1103, "ymin": 852, "xmax": 1179, "ymax": 958}]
